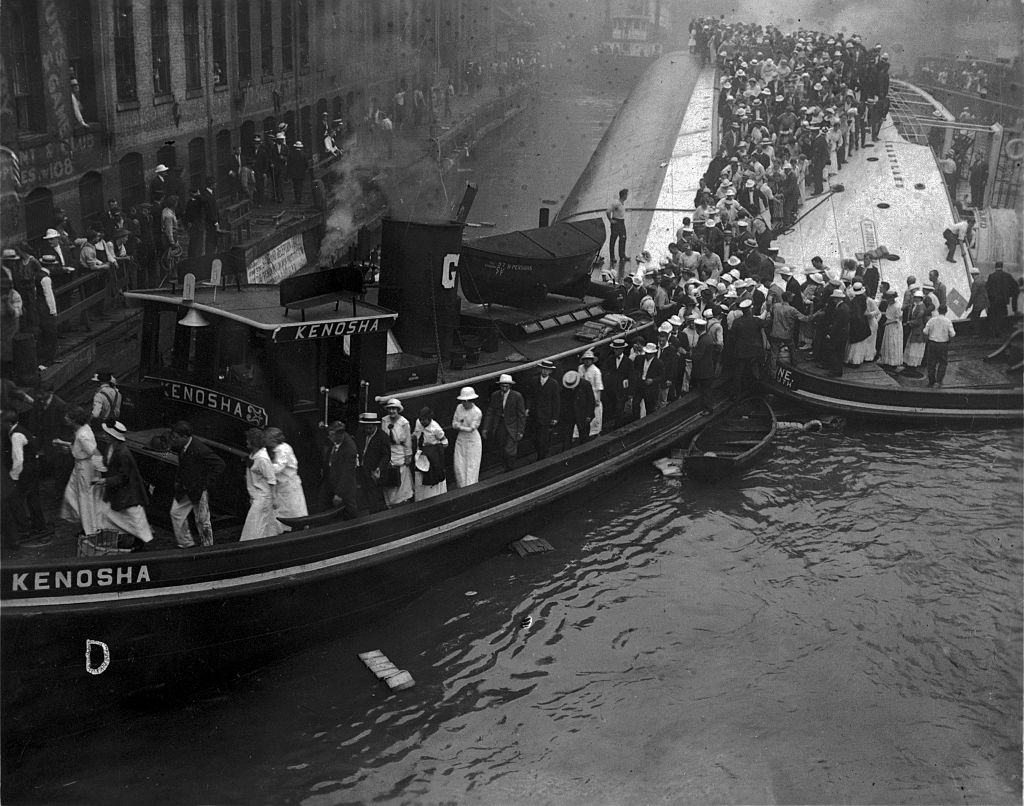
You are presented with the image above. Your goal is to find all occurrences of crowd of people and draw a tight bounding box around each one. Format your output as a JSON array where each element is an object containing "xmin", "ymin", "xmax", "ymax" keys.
[{"xmin": 916, "ymin": 56, "xmax": 1018, "ymax": 104}]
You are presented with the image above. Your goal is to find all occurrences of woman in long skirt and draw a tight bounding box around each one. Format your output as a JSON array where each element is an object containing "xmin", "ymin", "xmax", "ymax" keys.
[
  {"xmin": 878, "ymin": 292, "xmax": 904, "ymax": 367},
  {"xmin": 381, "ymin": 398, "xmax": 414, "ymax": 506},
  {"xmin": 240, "ymin": 428, "xmax": 281, "ymax": 541},
  {"xmin": 452, "ymin": 387, "xmax": 482, "ymax": 488},
  {"xmin": 413, "ymin": 407, "xmax": 448, "ymax": 501},
  {"xmin": 59, "ymin": 406, "xmax": 106, "ymax": 535},
  {"xmin": 903, "ymin": 293, "xmax": 928, "ymax": 367},
  {"xmin": 98, "ymin": 422, "xmax": 153, "ymax": 546},
  {"xmin": 264, "ymin": 426, "xmax": 307, "ymax": 528},
  {"xmin": 846, "ymin": 283, "xmax": 879, "ymax": 365}
]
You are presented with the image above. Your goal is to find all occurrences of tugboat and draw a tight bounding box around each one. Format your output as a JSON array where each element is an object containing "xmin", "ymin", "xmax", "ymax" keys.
[{"xmin": 0, "ymin": 212, "xmax": 713, "ymax": 745}]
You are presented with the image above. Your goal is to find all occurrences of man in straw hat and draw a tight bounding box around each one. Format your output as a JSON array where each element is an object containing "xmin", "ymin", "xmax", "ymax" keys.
[
  {"xmin": 599, "ymin": 338, "xmax": 632, "ymax": 430},
  {"xmin": 559, "ymin": 370, "xmax": 595, "ymax": 449},
  {"xmin": 630, "ymin": 343, "xmax": 664, "ymax": 419},
  {"xmin": 355, "ymin": 412, "xmax": 390, "ymax": 513},
  {"xmin": 482, "ymin": 374, "xmax": 526, "ymax": 471},
  {"xmin": 525, "ymin": 361, "xmax": 560, "ymax": 460}
]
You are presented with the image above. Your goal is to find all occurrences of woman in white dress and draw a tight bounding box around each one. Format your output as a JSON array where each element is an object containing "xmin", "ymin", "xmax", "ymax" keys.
[
  {"xmin": 58, "ymin": 406, "xmax": 106, "ymax": 536},
  {"xmin": 240, "ymin": 428, "xmax": 281, "ymax": 541},
  {"xmin": 877, "ymin": 291, "xmax": 904, "ymax": 367},
  {"xmin": 451, "ymin": 387, "xmax": 482, "ymax": 488},
  {"xmin": 412, "ymin": 407, "xmax": 448, "ymax": 501},
  {"xmin": 264, "ymin": 426, "xmax": 307, "ymax": 528},
  {"xmin": 381, "ymin": 398, "xmax": 414, "ymax": 506}
]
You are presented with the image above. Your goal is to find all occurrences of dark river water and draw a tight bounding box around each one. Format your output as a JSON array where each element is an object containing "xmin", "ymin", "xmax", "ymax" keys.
[{"xmin": 6, "ymin": 71, "xmax": 1022, "ymax": 806}]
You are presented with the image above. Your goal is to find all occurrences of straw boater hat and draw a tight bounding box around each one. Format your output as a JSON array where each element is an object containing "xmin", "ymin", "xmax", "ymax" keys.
[
  {"xmin": 561, "ymin": 370, "xmax": 581, "ymax": 389},
  {"xmin": 727, "ymin": 256, "xmax": 742, "ymax": 267},
  {"xmin": 852, "ymin": 282, "xmax": 865, "ymax": 295},
  {"xmin": 101, "ymin": 421, "xmax": 128, "ymax": 441},
  {"xmin": 44, "ymin": 229, "xmax": 61, "ymax": 240},
  {"xmin": 831, "ymin": 288, "xmax": 847, "ymax": 298},
  {"xmin": 154, "ymin": 164, "xmax": 169, "ymax": 173},
  {"xmin": 1, "ymin": 249, "xmax": 17, "ymax": 260},
  {"xmin": 358, "ymin": 412, "xmax": 381, "ymax": 424},
  {"xmin": 498, "ymin": 374, "xmax": 515, "ymax": 385},
  {"xmin": 539, "ymin": 359, "xmax": 557, "ymax": 369},
  {"xmin": 969, "ymin": 267, "xmax": 980, "ymax": 275},
  {"xmin": 384, "ymin": 398, "xmax": 403, "ymax": 411},
  {"xmin": 668, "ymin": 315, "xmax": 683, "ymax": 327},
  {"xmin": 456, "ymin": 387, "xmax": 478, "ymax": 401},
  {"xmin": 657, "ymin": 322, "xmax": 672, "ymax": 334},
  {"xmin": 738, "ymin": 299, "xmax": 752, "ymax": 309},
  {"xmin": 414, "ymin": 451, "xmax": 431, "ymax": 472}
]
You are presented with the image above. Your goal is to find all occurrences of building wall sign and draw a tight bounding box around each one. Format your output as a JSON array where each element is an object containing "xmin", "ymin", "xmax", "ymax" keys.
[{"xmin": 247, "ymin": 234, "xmax": 307, "ymax": 284}]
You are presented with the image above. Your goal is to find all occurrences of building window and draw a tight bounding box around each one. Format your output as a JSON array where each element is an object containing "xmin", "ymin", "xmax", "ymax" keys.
[
  {"xmin": 67, "ymin": 3, "xmax": 97, "ymax": 118},
  {"xmin": 184, "ymin": 0, "xmax": 202, "ymax": 91},
  {"xmin": 188, "ymin": 137, "xmax": 207, "ymax": 193},
  {"xmin": 261, "ymin": 0, "xmax": 274, "ymax": 76},
  {"xmin": 240, "ymin": 120, "xmax": 256, "ymax": 155},
  {"xmin": 79, "ymin": 171, "xmax": 106, "ymax": 231},
  {"xmin": 3, "ymin": 1, "xmax": 45, "ymax": 131},
  {"xmin": 151, "ymin": 0, "xmax": 171, "ymax": 95},
  {"xmin": 297, "ymin": 0, "xmax": 310, "ymax": 73},
  {"xmin": 281, "ymin": 0, "xmax": 293, "ymax": 73},
  {"xmin": 118, "ymin": 153, "xmax": 146, "ymax": 210},
  {"xmin": 212, "ymin": 0, "xmax": 227, "ymax": 86},
  {"xmin": 157, "ymin": 141, "xmax": 178, "ymax": 169},
  {"xmin": 113, "ymin": 1, "xmax": 137, "ymax": 101},
  {"xmin": 24, "ymin": 188, "xmax": 54, "ymax": 243},
  {"xmin": 237, "ymin": 0, "xmax": 252, "ymax": 81}
]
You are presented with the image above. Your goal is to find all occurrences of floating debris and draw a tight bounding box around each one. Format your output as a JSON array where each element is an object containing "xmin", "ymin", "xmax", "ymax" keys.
[
  {"xmin": 521, "ymin": 615, "xmax": 533, "ymax": 629},
  {"xmin": 511, "ymin": 535, "xmax": 555, "ymax": 557},
  {"xmin": 357, "ymin": 650, "xmax": 415, "ymax": 691}
]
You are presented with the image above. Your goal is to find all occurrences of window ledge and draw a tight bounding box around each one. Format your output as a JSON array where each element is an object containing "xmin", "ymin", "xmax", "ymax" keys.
[
  {"xmin": 153, "ymin": 93, "xmax": 175, "ymax": 107},
  {"xmin": 186, "ymin": 87, "xmax": 203, "ymax": 99},
  {"xmin": 117, "ymin": 99, "xmax": 141, "ymax": 112}
]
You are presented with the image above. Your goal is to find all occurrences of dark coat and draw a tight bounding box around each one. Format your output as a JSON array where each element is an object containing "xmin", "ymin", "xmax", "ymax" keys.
[
  {"xmin": 848, "ymin": 294, "xmax": 871, "ymax": 342},
  {"xmin": 356, "ymin": 428, "xmax": 390, "ymax": 479},
  {"xmin": 526, "ymin": 375, "xmax": 561, "ymax": 425},
  {"xmin": 827, "ymin": 300, "xmax": 852, "ymax": 347},
  {"xmin": 655, "ymin": 342, "xmax": 679, "ymax": 386},
  {"xmin": 103, "ymin": 442, "xmax": 149, "ymax": 511},
  {"xmin": 560, "ymin": 379, "xmax": 595, "ymax": 426},
  {"xmin": 630, "ymin": 354, "xmax": 665, "ymax": 389},
  {"xmin": 600, "ymin": 350, "xmax": 633, "ymax": 395},
  {"xmin": 174, "ymin": 437, "xmax": 226, "ymax": 504},
  {"xmin": 322, "ymin": 432, "xmax": 360, "ymax": 501},
  {"xmin": 691, "ymin": 332, "xmax": 718, "ymax": 380},
  {"xmin": 483, "ymin": 388, "xmax": 527, "ymax": 442},
  {"xmin": 862, "ymin": 265, "xmax": 880, "ymax": 299},
  {"xmin": 286, "ymin": 148, "xmax": 311, "ymax": 180}
]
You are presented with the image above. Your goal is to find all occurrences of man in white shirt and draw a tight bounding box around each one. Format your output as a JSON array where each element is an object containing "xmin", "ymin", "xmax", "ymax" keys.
[
  {"xmin": 36, "ymin": 256, "xmax": 58, "ymax": 368},
  {"xmin": 577, "ymin": 350, "xmax": 603, "ymax": 436},
  {"xmin": 922, "ymin": 304, "xmax": 956, "ymax": 386},
  {"xmin": 606, "ymin": 188, "xmax": 628, "ymax": 265}
]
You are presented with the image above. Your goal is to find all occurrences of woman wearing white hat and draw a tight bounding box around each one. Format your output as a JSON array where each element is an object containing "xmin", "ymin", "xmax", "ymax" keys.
[
  {"xmin": 412, "ymin": 406, "xmax": 448, "ymax": 500},
  {"xmin": 577, "ymin": 350, "xmax": 603, "ymax": 436},
  {"xmin": 452, "ymin": 387, "xmax": 482, "ymax": 488},
  {"xmin": 381, "ymin": 398, "xmax": 414, "ymax": 506}
]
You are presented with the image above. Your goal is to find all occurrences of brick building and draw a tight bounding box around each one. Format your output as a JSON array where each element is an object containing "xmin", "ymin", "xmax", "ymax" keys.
[{"xmin": 0, "ymin": 0, "xmax": 501, "ymax": 246}]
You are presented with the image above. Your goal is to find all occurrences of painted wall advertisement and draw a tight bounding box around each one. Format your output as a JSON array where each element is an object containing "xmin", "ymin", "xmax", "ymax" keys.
[{"xmin": 246, "ymin": 235, "xmax": 307, "ymax": 284}]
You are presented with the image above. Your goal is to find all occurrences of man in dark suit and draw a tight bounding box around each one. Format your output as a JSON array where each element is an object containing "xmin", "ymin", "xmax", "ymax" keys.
[
  {"xmin": 317, "ymin": 420, "xmax": 363, "ymax": 518},
  {"xmin": 823, "ymin": 289, "xmax": 852, "ymax": 377},
  {"xmin": 731, "ymin": 299, "xmax": 769, "ymax": 397},
  {"xmin": 690, "ymin": 319, "xmax": 719, "ymax": 414},
  {"xmin": 525, "ymin": 360, "xmax": 561, "ymax": 460},
  {"xmin": 631, "ymin": 343, "xmax": 664, "ymax": 418},
  {"xmin": 168, "ymin": 420, "xmax": 226, "ymax": 548},
  {"xmin": 559, "ymin": 370, "xmax": 595, "ymax": 449},
  {"xmin": 986, "ymin": 261, "xmax": 1019, "ymax": 337},
  {"xmin": 200, "ymin": 177, "xmax": 221, "ymax": 256},
  {"xmin": 355, "ymin": 412, "xmax": 390, "ymax": 513},
  {"xmin": 599, "ymin": 337, "xmax": 631, "ymax": 429},
  {"xmin": 482, "ymin": 374, "xmax": 527, "ymax": 471},
  {"xmin": 28, "ymin": 382, "xmax": 72, "ymax": 493},
  {"xmin": 655, "ymin": 325, "xmax": 679, "ymax": 406},
  {"xmin": 286, "ymin": 142, "xmax": 311, "ymax": 204}
]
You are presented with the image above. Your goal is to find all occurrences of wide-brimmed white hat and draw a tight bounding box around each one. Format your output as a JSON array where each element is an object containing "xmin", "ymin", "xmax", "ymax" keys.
[
  {"xmin": 154, "ymin": 164, "xmax": 169, "ymax": 173},
  {"xmin": 43, "ymin": 228, "xmax": 61, "ymax": 240},
  {"xmin": 779, "ymin": 266, "xmax": 793, "ymax": 276},
  {"xmin": 643, "ymin": 343, "xmax": 658, "ymax": 354},
  {"xmin": 414, "ymin": 451, "xmax": 431, "ymax": 472},
  {"xmin": 581, "ymin": 349, "xmax": 596, "ymax": 360},
  {"xmin": 384, "ymin": 398, "xmax": 403, "ymax": 411},
  {"xmin": 562, "ymin": 370, "xmax": 580, "ymax": 389},
  {"xmin": 667, "ymin": 315, "xmax": 683, "ymax": 327},
  {"xmin": 657, "ymin": 322, "xmax": 672, "ymax": 333},
  {"xmin": 457, "ymin": 386, "xmax": 478, "ymax": 401},
  {"xmin": 498, "ymin": 374, "xmax": 515, "ymax": 385}
]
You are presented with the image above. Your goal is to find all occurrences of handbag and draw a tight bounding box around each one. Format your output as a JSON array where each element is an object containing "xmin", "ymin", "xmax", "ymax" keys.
[{"xmin": 383, "ymin": 463, "xmax": 402, "ymax": 487}]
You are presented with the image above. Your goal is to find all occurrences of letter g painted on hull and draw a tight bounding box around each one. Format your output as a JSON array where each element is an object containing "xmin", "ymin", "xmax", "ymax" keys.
[{"xmin": 86, "ymin": 639, "xmax": 110, "ymax": 675}]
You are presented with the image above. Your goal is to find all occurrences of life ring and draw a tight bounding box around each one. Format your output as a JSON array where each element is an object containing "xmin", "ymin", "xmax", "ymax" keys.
[{"xmin": 1006, "ymin": 138, "xmax": 1024, "ymax": 161}]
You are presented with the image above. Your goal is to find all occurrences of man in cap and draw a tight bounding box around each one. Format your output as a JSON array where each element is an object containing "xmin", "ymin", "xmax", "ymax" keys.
[
  {"xmin": 630, "ymin": 343, "xmax": 664, "ymax": 418},
  {"xmin": 286, "ymin": 141, "xmax": 311, "ymax": 204},
  {"xmin": 90, "ymin": 370, "xmax": 122, "ymax": 426},
  {"xmin": 482, "ymin": 374, "xmax": 526, "ymax": 471},
  {"xmin": 355, "ymin": 412, "xmax": 390, "ymax": 513},
  {"xmin": 317, "ymin": 420, "xmax": 363, "ymax": 519},
  {"xmin": 525, "ymin": 360, "xmax": 560, "ymax": 460}
]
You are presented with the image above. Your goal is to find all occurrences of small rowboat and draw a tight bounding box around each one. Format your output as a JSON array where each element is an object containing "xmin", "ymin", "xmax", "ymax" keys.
[{"xmin": 684, "ymin": 397, "xmax": 777, "ymax": 482}]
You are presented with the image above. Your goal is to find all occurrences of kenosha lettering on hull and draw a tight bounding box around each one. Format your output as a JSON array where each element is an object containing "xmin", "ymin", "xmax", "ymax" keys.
[{"xmin": 10, "ymin": 565, "xmax": 151, "ymax": 593}]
